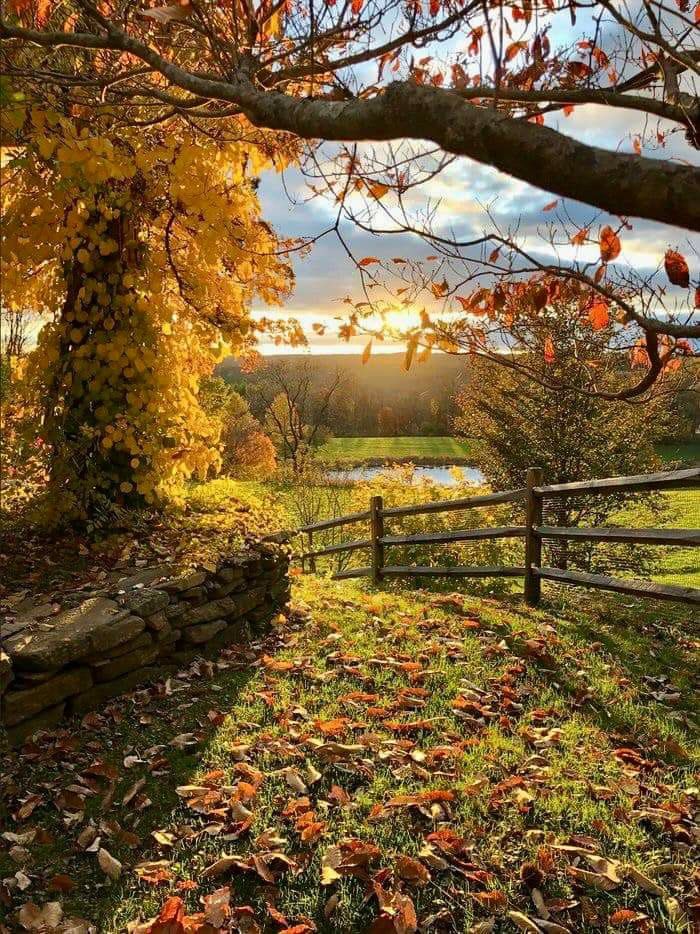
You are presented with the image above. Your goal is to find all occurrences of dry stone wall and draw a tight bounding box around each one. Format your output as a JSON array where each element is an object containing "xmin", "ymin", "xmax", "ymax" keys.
[{"xmin": 0, "ymin": 540, "xmax": 290, "ymax": 747}]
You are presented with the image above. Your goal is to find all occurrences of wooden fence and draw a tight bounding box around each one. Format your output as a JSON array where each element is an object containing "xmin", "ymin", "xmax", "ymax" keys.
[{"xmin": 297, "ymin": 466, "xmax": 700, "ymax": 607}]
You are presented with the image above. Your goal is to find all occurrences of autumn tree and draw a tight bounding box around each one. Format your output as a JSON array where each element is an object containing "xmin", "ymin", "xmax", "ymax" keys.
[
  {"xmin": 199, "ymin": 375, "xmax": 277, "ymax": 478},
  {"xmin": 254, "ymin": 359, "xmax": 344, "ymax": 472},
  {"xmin": 377, "ymin": 405, "xmax": 398, "ymax": 437},
  {"xmin": 0, "ymin": 100, "xmax": 294, "ymax": 522},
  {"xmin": 452, "ymin": 284, "xmax": 681, "ymax": 567},
  {"xmin": 0, "ymin": 0, "xmax": 697, "ymax": 398}
]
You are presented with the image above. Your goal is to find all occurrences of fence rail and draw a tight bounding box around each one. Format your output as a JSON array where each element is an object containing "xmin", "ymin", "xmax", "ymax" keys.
[{"xmin": 297, "ymin": 465, "xmax": 700, "ymax": 607}]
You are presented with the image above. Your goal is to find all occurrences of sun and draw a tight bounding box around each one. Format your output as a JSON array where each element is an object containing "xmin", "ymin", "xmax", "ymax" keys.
[{"xmin": 382, "ymin": 304, "xmax": 423, "ymax": 334}]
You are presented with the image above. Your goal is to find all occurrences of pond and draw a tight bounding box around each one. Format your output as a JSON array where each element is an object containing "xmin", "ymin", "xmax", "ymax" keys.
[{"xmin": 326, "ymin": 464, "xmax": 485, "ymax": 486}]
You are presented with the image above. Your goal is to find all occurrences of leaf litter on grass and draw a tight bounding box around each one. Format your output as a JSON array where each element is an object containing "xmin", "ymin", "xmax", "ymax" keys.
[{"xmin": 0, "ymin": 578, "xmax": 698, "ymax": 933}]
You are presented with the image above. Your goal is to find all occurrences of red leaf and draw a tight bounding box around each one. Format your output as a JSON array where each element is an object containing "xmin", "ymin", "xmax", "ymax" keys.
[
  {"xmin": 351, "ymin": 0, "xmax": 363, "ymax": 13},
  {"xmin": 429, "ymin": 0, "xmax": 440, "ymax": 15},
  {"xmin": 505, "ymin": 41, "xmax": 527, "ymax": 62},
  {"xmin": 543, "ymin": 336, "xmax": 555, "ymax": 364},
  {"xmin": 599, "ymin": 225, "xmax": 621, "ymax": 263},
  {"xmin": 588, "ymin": 299, "xmax": 610, "ymax": 331},
  {"xmin": 542, "ymin": 200, "xmax": 558, "ymax": 212},
  {"xmin": 147, "ymin": 897, "xmax": 186, "ymax": 934},
  {"xmin": 358, "ymin": 256, "xmax": 380, "ymax": 266},
  {"xmin": 694, "ymin": 285, "xmax": 700, "ymax": 308},
  {"xmin": 664, "ymin": 249, "xmax": 690, "ymax": 288}
]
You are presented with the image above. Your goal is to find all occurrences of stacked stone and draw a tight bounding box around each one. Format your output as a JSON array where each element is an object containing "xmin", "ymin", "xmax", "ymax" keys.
[{"xmin": 1, "ymin": 542, "xmax": 290, "ymax": 747}]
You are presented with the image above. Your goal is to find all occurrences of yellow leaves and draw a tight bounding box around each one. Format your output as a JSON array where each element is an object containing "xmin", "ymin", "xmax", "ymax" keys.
[
  {"xmin": 403, "ymin": 336, "xmax": 418, "ymax": 372},
  {"xmin": 35, "ymin": 134, "xmax": 56, "ymax": 160},
  {"xmin": 4, "ymin": 109, "xmax": 293, "ymax": 520},
  {"xmin": 98, "ymin": 238, "xmax": 118, "ymax": 256}
]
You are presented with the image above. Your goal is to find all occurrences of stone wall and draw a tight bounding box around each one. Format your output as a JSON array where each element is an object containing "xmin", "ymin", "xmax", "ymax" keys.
[{"xmin": 0, "ymin": 540, "xmax": 290, "ymax": 747}]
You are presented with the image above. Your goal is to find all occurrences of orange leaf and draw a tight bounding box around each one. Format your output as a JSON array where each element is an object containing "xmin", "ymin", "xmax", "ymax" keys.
[
  {"xmin": 351, "ymin": 0, "xmax": 363, "ymax": 13},
  {"xmin": 37, "ymin": 0, "xmax": 52, "ymax": 25},
  {"xmin": 694, "ymin": 285, "xmax": 699, "ymax": 308},
  {"xmin": 368, "ymin": 182, "xmax": 389, "ymax": 200},
  {"xmin": 147, "ymin": 896, "xmax": 186, "ymax": 934},
  {"xmin": 505, "ymin": 41, "xmax": 527, "ymax": 62},
  {"xmin": 571, "ymin": 227, "xmax": 588, "ymax": 246},
  {"xmin": 362, "ymin": 340, "xmax": 372, "ymax": 364},
  {"xmin": 404, "ymin": 340, "xmax": 417, "ymax": 372},
  {"xmin": 664, "ymin": 249, "xmax": 689, "ymax": 288},
  {"xmin": 430, "ymin": 0, "xmax": 440, "ymax": 13},
  {"xmin": 542, "ymin": 200, "xmax": 558, "ymax": 212},
  {"xmin": 543, "ymin": 336, "xmax": 555, "ymax": 364},
  {"xmin": 588, "ymin": 299, "xmax": 610, "ymax": 330},
  {"xmin": 359, "ymin": 256, "xmax": 380, "ymax": 266},
  {"xmin": 599, "ymin": 225, "xmax": 621, "ymax": 263}
]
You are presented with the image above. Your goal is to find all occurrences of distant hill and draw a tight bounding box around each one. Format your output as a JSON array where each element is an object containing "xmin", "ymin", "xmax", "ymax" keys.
[
  {"xmin": 217, "ymin": 352, "xmax": 471, "ymax": 436},
  {"xmin": 219, "ymin": 351, "xmax": 469, "ymax": 392}
]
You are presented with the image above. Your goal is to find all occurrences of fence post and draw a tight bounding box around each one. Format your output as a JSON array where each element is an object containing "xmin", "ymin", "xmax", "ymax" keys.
[
  {"xmin": 370, "ymin": 495, "xmax": 384, "ymax": 585},
  {"xmin": 307, "ymin": 530, "xmax": 316, "ymax": 574},
  {"xmin": 524, "ymin": 467, "xmax": 543, "ymax": 606}
]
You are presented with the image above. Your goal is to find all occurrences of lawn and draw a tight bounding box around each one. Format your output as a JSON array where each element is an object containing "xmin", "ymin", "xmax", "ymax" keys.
[
  {"xmin": 656, "ymin": 440, "xmax": 700, "ymax": 467},
  {"xmin": 317, "ymin": 436, "xmax": 476, "ymax": 466},
  {"xmin": 1, "ymin": 576, "xmax": 697, "ymax": 932},
  {"xmin": 316, "ymin": 437, "xmax": 699, "ymax": 470}
]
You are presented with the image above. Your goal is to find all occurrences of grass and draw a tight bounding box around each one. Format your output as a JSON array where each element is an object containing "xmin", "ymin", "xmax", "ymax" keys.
[
  {"xmin": 656, "ymin": 440, "xmax": 700, "ymax": 466},
  {"xmin": 1, "ymin": 576, "xmax": 697, "ymax": 932},
  {"xmin": 316, "ymin": 436, "xmax": 476, "ymax": 466},
  {"xmin": 315, "ymin": 436, "xmax": 699, "ymax": 470}
]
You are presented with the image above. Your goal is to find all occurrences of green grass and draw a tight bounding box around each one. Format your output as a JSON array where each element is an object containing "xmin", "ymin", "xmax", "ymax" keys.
[
  {"xmin": 656, "ymin": 440, "xmax": 700, "ymax": 466},
  {"xmin": 316, "ymin": 435, "xmax": 476, "ymax": 466},
  {"xmin": 1, "ymin": 577, "xmax": 697, "ymax": 932},
  {"xmin": 316, "ymin": 436, "xmax": 699, "ymax": 469}
]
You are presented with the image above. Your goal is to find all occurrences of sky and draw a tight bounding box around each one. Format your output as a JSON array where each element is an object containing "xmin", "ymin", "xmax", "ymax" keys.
[{"xmin": 251, "ymin": 24, "xmax": 699, "ymax": 356}]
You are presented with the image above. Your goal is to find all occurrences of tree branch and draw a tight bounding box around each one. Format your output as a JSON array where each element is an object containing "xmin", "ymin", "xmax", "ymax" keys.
[{"xmin": 2, "ymin": 20, "xmax": 698, "ymax": 232}]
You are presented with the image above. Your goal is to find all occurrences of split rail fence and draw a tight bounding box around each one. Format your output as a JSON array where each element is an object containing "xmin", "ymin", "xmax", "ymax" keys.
[{"xmin": 297, "ymin": 466, "xmax": 700, "ymax": 607}]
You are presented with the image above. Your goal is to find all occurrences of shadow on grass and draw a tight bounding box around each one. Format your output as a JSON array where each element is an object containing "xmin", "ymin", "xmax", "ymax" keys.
[
  {"xmin": 0, "ymin": 648, "xmax": 266, "ymax": 930},
  {"xmin": 502, "ymin": 588, "xmax": 699, "ymax": 755}
]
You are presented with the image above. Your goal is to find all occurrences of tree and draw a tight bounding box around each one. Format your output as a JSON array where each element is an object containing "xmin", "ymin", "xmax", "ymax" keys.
[
  {"xmin": 255, "ymin": 359, "xmax": 344, "ymax": 472},
  {"xmin": 0, "ymin": 101, "xmax": 293, "ymax": 522},
  {"xmin": 377, "ymin": 405, "xmax": 398, "ymax": 437},
  {"xmin": 1, "ymin": 0, "xmax": 697, "ymax": 398},
  {"xmin": 452, "ymin": 288, "xmax": 680, "ymax": 568},
  {"xmin": 199, "ymin": 376, "xmax": 276, "ymax": 478}
]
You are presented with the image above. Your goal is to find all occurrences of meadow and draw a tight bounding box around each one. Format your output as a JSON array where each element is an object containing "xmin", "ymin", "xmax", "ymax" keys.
[
  {"xmin": 317, "ymin": 436, "xmax": 476, "ymax": 466},
  {"xmin": 1, "ymin": 571, "xmax": 696, "ymax": 932},
  {"xmin": 317, "ymin": 436, "xmax": 700, "ymax": 470}
]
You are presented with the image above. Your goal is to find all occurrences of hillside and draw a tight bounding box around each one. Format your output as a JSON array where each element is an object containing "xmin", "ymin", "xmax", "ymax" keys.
[{"xmin": 1, "ymin": 573, "xmax": 697, "ymax": 932}]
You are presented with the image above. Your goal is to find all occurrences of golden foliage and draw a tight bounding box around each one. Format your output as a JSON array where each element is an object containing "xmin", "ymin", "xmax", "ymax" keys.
[{"xmin": 0, "ymin": 104, "xmax": 294, "ymax": 521}]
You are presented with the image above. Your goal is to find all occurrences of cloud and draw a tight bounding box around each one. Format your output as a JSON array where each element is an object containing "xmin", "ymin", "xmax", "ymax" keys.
[{"xmin": 257, "ymin": 98, "xmax": 699, "ymax": 355}]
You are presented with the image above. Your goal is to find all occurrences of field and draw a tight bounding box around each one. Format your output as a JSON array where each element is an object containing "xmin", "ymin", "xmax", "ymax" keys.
[
  {"xmin": 656, "ymin": 440, "xmax": 700, "ymax": 466},
  {"xmin": 317, "ymin": 436, "xmax": 700, "ymax": 470},
  {"xmin": 1, "ymin": 575, "xmax": 697, "ymax": 933},
  {"xmin": 317, "ymin": 436, "xmax": 476, "ymax": 466}
]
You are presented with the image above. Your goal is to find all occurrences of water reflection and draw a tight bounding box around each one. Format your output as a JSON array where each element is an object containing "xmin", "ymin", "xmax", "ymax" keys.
[{"xmin": 326, "ymin": 465, "xmax": 485, "ymax": 487}]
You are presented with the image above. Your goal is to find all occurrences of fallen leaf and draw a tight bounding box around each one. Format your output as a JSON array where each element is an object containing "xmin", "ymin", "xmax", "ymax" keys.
[{"xmin": 97, "ymin": 847, "xmax": 122, "ymax": 880}]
